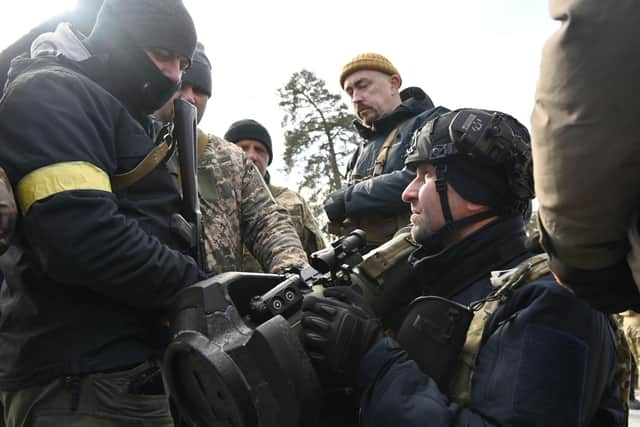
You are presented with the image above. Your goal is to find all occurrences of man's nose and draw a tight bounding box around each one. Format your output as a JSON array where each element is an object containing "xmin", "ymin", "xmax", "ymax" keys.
[
  {"xmin": 162, "ymin": 58, "xmax": 182, "ymax": 85},
  {"xmin": 402, "ymin": 178, "xmax": 419, "ymax": 203},
  {"xmin": 246, "ymin": 148, "xmax": 259, "ymax": 163}
]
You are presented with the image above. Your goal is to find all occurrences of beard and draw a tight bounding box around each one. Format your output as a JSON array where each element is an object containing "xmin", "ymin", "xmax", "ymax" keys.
[
  {"xmin": 411, "ymin": 222, "xmax": 434, "ymax": 246},
  {"xmin": 411, "ymin": 217, "xmax": 446, "ymax": 254},
  {"xmin": 355, "ymin": 104, "xmax": 379, "ymax": 124}
]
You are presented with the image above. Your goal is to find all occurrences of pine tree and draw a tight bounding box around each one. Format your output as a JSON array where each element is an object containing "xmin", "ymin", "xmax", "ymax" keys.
[{"xmin": 278, "ymin": 69, "xmax": 359, "ymax": 219}]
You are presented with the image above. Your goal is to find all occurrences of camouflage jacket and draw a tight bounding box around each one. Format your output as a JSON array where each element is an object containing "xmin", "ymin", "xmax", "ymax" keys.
[
  {"xmin": 198, "ymin": 131, "xmax": 307, "ymax": 273},
  {"xmin": 242, "ymin": 184, "xmax": 326, "ymax": 272}
]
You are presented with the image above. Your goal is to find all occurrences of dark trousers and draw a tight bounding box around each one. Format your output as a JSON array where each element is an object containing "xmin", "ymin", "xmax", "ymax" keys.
[{"xmin": 0, "ymin": 361, "xmax": 174, "ymax": 427}]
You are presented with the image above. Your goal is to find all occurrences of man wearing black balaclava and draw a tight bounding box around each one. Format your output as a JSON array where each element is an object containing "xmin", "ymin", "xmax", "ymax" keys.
[{"xmin": 0, "ymin": 1, "xmax": 206, "ymax": 425}]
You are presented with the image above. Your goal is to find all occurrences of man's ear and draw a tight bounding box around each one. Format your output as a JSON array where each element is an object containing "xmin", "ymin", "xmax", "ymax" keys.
[
  {"xmin": 390, "ymin": 74, "xmax": 402, "ymax": 92},
  {"xmin": 465, "ymin": 200, "xmax": 491, "ymax": 214}
]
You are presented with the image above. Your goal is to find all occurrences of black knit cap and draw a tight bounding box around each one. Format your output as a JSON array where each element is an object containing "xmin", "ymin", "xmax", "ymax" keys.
[
  {"xmin": 446, "ymin": 157, "xmax": 514, "ymax": 212},
  {"xmin": 90, "ymin": 0, "xmax": 196, "ymax": 63},
  {"xmin": 182, "ymin": 42, "xmax": 212, "ymax": 97},
  {"xmin": 224, "ymin": 119, "xmax": 273, "ymax": 165}
]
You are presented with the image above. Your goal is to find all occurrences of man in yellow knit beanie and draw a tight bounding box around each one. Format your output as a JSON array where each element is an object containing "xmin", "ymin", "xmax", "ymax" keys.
[{"xmin": 324, "ymin": 52, "xmax": 447, "ymax": 250}]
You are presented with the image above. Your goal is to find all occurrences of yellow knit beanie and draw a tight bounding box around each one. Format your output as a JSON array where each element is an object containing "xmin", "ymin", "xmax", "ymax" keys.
[{"xmin": 339, "ymin": 52, "xmax": 401, "ymax": 88}]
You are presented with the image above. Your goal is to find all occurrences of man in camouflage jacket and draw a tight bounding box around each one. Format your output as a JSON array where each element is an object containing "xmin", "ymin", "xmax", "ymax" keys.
[
  {"xmin": 154, "ymin": 43, "xmax": 307, "ymax": 273},
  {"xmin": 224, "ymin": 119, "xmax": 326, "ymax": 272},
  {"xmin": 270, "ymin": 184, "xmax": 326, "ymax": 255}
]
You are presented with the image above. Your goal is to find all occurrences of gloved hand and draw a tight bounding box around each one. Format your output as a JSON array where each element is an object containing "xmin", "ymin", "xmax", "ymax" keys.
[
  {"xmin": 0, "ymin": 167, "xmax": 16, "ymax": 254},
  {"xmin": 323, "ymin": 189, "xmax": 347, "ymax": 223},
  {"xmin": 300, "ymin": 286, "xmax": 382, "ymax": 384}
]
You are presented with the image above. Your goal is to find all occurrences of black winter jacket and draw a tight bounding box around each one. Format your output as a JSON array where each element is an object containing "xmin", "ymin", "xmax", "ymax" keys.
[
  {"xmin": 344, "ymin": 87, "xmax": 447, "ymax": 218},
  {"xmin": 358, "ymin": 218, "xmax": 625, "ymax": 426},
  {"xmin": 0, "ymin": 53, "xmax": 205, "ymax": 390}
]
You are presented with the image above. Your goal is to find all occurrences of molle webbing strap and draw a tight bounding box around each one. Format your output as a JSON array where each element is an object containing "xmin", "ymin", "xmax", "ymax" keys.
[
  {"xmin": 372, "ymin": 121, "xmax": 407, "ymax": 177},
  {"xmin": 448, "ymin": 253, "xmax": 551, "ymax": 404},
  {"xmin": 358, "ymin": 227, "xmax": 417, "ymax": 280}
]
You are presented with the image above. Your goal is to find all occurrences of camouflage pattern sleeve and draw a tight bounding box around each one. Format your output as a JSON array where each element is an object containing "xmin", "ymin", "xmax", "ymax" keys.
[
  {"xmin": 198, "ymin": 133, "xmax": 247, "ymax": 273},
  {"xmin": 241, "ymin": 166, "xmax": 308, "ymax": 273},
  {"xmin": 270, "ymin": 185, "xmax": 326, "ymax": 257},
  {"xmin": 198, "ymin": 131, "xmax": 307, "ymax": 274},
  {"xmin": 241, "ymin": 246, "xmax": 264, "ymax": 273},
  {"xmin": 299, "ymin": 193, "xmax": 327, "ymax": 254}
]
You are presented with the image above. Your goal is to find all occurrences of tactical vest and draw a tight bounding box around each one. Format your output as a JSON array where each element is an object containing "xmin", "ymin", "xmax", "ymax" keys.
[
  {"xmin": 332, "ymin": 122, "xmax": 411, "ymax": 247},
  {"xmin": 346, "ymin": 121, "xmax": 407, "ymax": 184},
  {"xmin": 445, "ymin": 253, "xmax": 631, "ymax": 419},
  {"xmin": 361, "ymin": 245, "xmax": 631, "ymax": 417},
  {"xmin": 354, "ymin": 227, "xmax": 420, "ymax": 320},
  {"xmin": 448, "ymin": 253, "xmax": 551, "ymax": 403}
]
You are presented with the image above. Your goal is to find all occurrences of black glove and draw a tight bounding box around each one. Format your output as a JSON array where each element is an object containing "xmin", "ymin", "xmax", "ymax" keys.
[
  {"xmin": 323, "ymin": 189, "xmax": 347, "ymax": 223},
  {"xmin": 300, "ymin": 286, "xmax": 382, "ymax": 384}
]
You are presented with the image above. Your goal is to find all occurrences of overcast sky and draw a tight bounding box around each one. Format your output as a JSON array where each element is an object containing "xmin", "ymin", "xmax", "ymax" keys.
[{"xmin": 0, "ymin": 1, "xmax": 558, "ymax": 187}]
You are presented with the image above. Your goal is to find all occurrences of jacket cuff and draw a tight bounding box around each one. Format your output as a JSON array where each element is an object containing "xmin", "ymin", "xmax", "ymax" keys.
[
  {"xmin": 549, "ymin": 254, "xmax": 640, "ymax": 313},
  {"xmin": 357, "ymin": 337, "xmax": 405, "ymax": 392}
]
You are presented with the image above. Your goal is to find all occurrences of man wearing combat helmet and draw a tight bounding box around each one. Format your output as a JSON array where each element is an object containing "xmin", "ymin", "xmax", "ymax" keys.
[{"xmin": 301, "ymin": 108, "xmax": 626, "ymax": 426}]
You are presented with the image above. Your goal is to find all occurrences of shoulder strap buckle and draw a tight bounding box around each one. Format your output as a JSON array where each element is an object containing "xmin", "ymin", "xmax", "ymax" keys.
[{"xmin": 470, "ymin": 253, "xmax": 550, "ymax": 311}]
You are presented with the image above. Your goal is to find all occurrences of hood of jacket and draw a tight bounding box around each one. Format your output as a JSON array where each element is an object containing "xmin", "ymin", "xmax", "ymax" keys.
[
  {"xmin": 30, "ymin": 22, "xmax": 91, "ymax": 62},
  {"xmin": 9, "ymin": 22, "xmax": 158, "ymax": 127},
  {"xmin": 354, "ymin": 86, "xmax": 435, "ymax": 139},
  {"xmin": 5, "ymin": 23, "xmax": 89, "ymax": 86}
]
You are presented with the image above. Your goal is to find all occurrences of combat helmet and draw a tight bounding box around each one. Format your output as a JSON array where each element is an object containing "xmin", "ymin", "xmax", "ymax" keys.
[{"xmin": 405, "ymin": 108, "xmax": 534, "ymax": 234}]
